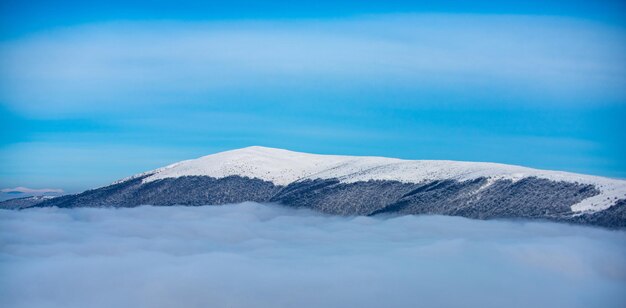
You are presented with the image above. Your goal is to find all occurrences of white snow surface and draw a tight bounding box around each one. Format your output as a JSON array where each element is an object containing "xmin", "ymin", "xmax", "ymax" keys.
[{"xmin": 136, "ymin": 146, "xmax": 626, "ymax": 214}]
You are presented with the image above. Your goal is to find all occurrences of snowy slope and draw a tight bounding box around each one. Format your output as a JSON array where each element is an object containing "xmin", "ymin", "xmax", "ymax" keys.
[{"xmin": 138, "ymin": 146, "xmax": 626, "ymax": 214}]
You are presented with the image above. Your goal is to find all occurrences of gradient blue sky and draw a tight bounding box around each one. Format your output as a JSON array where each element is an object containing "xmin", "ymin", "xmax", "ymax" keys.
[{"xmin": 1, "ymin": 0, "xmax": 625, "ymax": 192}]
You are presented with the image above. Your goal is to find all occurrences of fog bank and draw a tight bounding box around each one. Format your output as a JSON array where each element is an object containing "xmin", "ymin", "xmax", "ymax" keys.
[{"xmin": 1, "ymin": 203, "xmax": 625, "ymax": 308}]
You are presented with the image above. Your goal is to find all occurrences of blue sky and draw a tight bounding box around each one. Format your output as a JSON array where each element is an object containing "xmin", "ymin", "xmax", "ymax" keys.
[{"xmin": 1, "ymin": 1, "xmax": 625, "ymax": 192}]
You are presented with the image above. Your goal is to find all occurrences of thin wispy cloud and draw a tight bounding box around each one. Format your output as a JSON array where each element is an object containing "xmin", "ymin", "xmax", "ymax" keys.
[
  {"xmin": 2, "ymin": 15, "xmax": 624, "ymax": 116},
  {"xmin": 1, "ymin": 13, "xmax": 625, "ymax": 189}
]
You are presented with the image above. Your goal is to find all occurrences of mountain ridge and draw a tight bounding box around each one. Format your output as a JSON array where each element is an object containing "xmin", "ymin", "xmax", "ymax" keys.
[
  {"xmin": 122, "ymin": 146, "xmax": 626, "ymax": 213},
  {"xmin": 2, "ymin": 146, "xmax": 625, "ymax": 228}
]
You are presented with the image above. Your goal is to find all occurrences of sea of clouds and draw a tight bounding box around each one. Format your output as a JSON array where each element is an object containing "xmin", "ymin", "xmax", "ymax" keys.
[{"xmin": 1, "ymin": 202, "xmax": 625, "ymax": 308}]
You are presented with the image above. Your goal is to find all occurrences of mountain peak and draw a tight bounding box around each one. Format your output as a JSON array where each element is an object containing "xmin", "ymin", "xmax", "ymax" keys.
[
  {"xmin": 127, "ymin": 147, "xmax": 626, "ymax": 214},
  {"xmin": 233, "ymin": 145, "xmax": 284, "ymax": 152}
]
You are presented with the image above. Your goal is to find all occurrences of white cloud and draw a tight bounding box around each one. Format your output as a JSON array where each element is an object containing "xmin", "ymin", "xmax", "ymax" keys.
[
  {"xmin": 1, "ymin": 14, "xmax": 625, "ymax": 115},
  {"xmin": 1, "ymin": 203, "xmax": 625, "ymax": 308}
]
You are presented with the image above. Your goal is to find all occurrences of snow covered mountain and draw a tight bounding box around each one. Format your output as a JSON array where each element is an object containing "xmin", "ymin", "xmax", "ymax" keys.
[{"xmin": 4, "ymin": 146, "xmax": 626, "ymax": 227}]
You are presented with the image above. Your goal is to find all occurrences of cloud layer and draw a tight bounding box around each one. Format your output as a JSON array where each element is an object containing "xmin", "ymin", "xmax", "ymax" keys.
[{"xmin": 1, "ymin": 203, "xmax": 625, "ymax": 308}]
